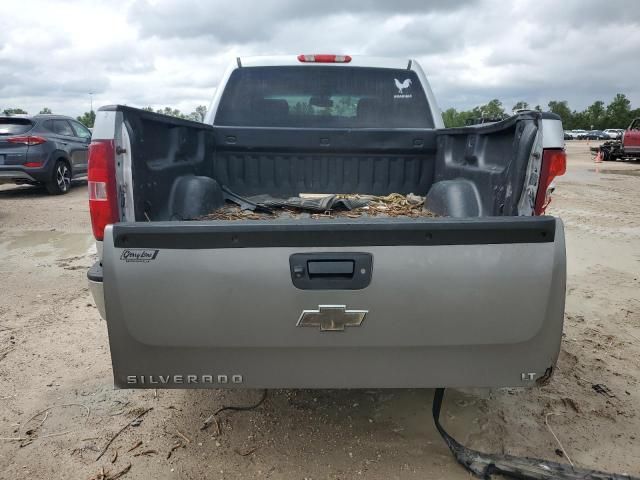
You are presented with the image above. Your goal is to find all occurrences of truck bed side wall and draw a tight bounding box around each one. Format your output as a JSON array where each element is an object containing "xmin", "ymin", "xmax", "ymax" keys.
[{"xmin": 112, "ymin": 106, "xmax": 541, "ymax": 220}]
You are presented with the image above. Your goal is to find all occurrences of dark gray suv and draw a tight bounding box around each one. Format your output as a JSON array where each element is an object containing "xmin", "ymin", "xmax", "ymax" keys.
[{"xmin": 0, "ymin": 114, "xmax": 92, "ymax": 194}]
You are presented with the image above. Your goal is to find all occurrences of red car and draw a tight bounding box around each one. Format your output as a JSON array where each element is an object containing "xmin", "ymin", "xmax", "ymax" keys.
[
  {"xmin": 593, "ymin": 117, "xmax": 640, "ymax": 161},
  {"xmin": 622, "ymin": 118, "xmax": 640, "ymax": 156}
]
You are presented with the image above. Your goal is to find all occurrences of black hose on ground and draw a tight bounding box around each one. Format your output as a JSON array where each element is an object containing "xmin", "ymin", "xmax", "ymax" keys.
[
  {"xmin": 201, "ymin": 389, "xmax": 268, "ymax": 431},
  {"xmin": 432, "ymin": 388, "xmax": 639, "ymax": 480}
]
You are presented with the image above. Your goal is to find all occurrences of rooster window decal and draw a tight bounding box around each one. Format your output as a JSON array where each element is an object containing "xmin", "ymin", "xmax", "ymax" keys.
[{"xmin": 394, "ymin": 78, "xmax": 413, "ymax": 99}]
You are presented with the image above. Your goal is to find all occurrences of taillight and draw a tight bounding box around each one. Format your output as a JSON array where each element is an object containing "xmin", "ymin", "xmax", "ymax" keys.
[
  {"xmin": 534, "ymin": 148, "xmax": 566, "ymax": 215},
  {"xmin": 88, "ymin": 139, "xmax": 119, "ymax": 240},
  {"xmin": 7, "ymin": 135, "xmax": 46, "ymax": 146},
  {"xmin": 297, "ymin": 54, "xmax": 352, "ymax": 63}
]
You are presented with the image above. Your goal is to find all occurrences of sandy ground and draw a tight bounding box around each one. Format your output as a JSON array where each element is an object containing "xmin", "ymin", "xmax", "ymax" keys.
[{"xmin": 0, "ymin": 141, "xmax": 638, "ymax": 479}]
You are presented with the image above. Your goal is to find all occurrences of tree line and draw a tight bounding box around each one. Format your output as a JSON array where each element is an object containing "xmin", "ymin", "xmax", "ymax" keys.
[
  {"xmin": 442, "ymin": 93, "xmax": 640, "ymax": 130},
  {"xmin": 1, "ymin": 105, "xmax": 208, "ymax": 128},
  {"xmin": 141, "ymin": 105, "xmax": 208, "ymax": 123},
  {"xmin": 4, "ymin": 94, "xmax": 639, "ymax": 130}
]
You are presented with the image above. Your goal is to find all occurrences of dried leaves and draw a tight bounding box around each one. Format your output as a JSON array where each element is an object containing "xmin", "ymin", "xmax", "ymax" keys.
[
  {"xmin": 198, "ymin": 193, "xmax": 435, "ymax": 221},
  {"xmin": 316, "ymin": 193, "xmax": 434, "ymax": 219},
  {"xmin": 199, "ymin": 208, "xmax": 273, "ymax": 221}
]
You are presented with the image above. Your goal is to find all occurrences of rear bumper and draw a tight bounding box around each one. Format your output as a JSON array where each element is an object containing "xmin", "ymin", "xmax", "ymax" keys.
[
  {"xmin": 0, "ymin": 165, "xmax": 50, "ymax": 183},
  {"xmin": 623, "ymin": 145, "xmax": 640, "ymax": 154},
  {"xmin": 88, "ymin": 262, "xmax": 106, "ymax": 320},
  {"xmin": 0, "ymin": 170, "xmax": 37, "ymax": 183}
]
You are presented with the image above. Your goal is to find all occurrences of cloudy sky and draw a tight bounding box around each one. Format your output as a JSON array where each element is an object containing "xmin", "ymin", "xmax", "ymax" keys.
[{"xmin": 1, "ymin": 0, "xmax": 639, "ymax": 118}]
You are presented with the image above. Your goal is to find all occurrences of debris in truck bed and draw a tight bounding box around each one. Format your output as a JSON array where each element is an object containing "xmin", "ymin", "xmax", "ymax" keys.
[
  {"xmin": 340, "ymin": 193, "xmax": 434, "ymax": 218},
  {"xmin": 198, "ymin": 193, "xmax": 436, "ymax": 220},
  {"xmin": 198, "ymin": 207, "xmax": 273, "ymax": 221},
  {"xmin": 249, "ymin": 193, "xmax": 369, "ymax": 212}
]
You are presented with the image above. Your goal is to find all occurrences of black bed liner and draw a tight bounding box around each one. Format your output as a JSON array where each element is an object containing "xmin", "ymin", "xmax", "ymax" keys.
[{"xmin": 105, "ymin": 105, "xmax": 542, "ymax": 222}]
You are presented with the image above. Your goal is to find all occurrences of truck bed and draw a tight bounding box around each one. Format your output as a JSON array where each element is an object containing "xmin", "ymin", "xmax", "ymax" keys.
[
  {"xmin": 89, "ymin": 105, "xmax": 566, "ymax": 389},
  {"xmin": 110, "ymin": 105, "xmax": 542, "ymax": 223}
]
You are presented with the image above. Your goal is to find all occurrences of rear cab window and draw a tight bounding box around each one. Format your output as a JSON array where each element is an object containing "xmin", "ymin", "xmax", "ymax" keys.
[
  {"xmin": 0, "ymin": 118, "xmax": 33, "ymax": 135},
  {"xmin": 215, "ymin": 66, "xmax": 434, "ymax": 128}
]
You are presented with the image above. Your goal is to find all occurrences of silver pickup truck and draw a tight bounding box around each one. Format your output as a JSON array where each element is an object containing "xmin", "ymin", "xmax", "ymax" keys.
[{"xmin": 87, "ymin": 54, "xmax": 567, "ymax": 390}]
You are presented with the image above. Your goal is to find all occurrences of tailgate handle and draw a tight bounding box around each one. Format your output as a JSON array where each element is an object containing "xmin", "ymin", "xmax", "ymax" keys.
[
  {"xmin": 290, "ymin": 253, "xmax": 372, "ymax": 290},
  {"xmin": 307, "ymin": 260, "xmax": 354, "ymax": 277}
]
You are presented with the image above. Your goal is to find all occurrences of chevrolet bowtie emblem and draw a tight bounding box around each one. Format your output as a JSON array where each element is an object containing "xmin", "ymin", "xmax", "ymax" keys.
[{"xmin": 297, "ymin": 305, "xmax": 368, "ymax": 331}]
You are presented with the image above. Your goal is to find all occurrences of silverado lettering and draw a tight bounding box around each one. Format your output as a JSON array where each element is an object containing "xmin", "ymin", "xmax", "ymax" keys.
[{"xmin": 126, "ymin": 374, "xmax": 243, "ymax": 385}]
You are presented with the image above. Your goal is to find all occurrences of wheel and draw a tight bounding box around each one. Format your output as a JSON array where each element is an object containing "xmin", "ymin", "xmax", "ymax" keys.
[
  {"xmin": 46, "ymin": 160, "xmax": 72, "ymax": 194},
  {"xmin": 602, "ymin": 150, "xmax": 620, "ymax": 161}
]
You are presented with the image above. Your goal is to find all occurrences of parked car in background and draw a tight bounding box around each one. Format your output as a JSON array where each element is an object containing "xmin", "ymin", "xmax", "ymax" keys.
[
  {"xmin": 584, "ymin": 130, "xmax": 608, "ymax": 140},
  {"xmin": 0, "ymin": 114, "xmax": 91, "ymax": 194},
  {"xmin": 572, "ymin": 129, "xmax": 588, "ymax": 139},
  {"xmin": 603, "ymin": 128, "xmax": 624, "ymax": 140},
  {"xmin": 564, "ymin": 130, "xmax": 574, "ymax": 140}
]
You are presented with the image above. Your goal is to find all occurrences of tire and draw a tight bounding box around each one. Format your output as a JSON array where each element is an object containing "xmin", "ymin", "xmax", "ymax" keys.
[
  {"xmin": 602, "ymin": 150, "xmax": 619, "ymax": 161},
  {"xmin": 45, "ymin": 160, "xmax": 72, "ymax": 195}
]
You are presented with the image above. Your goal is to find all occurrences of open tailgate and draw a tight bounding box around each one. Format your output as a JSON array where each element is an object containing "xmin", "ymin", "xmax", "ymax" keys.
[{"xmin": 101, "ymin": 216, "xmax": 565, "ymax": 388}]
